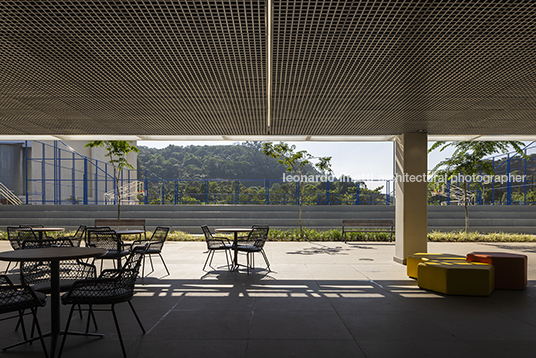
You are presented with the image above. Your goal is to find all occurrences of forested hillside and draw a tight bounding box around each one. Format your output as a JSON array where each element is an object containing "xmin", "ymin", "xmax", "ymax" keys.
[{"xmin": 137, "ymin": 142, "xmax": 321, "ymax": 179}]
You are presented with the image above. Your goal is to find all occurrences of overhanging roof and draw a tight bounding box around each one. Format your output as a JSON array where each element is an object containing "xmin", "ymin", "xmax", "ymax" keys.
[{"xmin": 1, "ymin": 1, "xmax": 535, "ymax": 137}]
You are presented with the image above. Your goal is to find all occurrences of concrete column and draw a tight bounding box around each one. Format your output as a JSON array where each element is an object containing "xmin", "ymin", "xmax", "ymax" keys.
[{"xmin": 394, "ymin": 132, "xmax": 428, "ymax": 264}]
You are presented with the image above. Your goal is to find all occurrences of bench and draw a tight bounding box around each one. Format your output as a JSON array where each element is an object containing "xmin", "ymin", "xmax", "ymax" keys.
[
  {"xmin": 94, "ymin": 219, "xmax": 147, "ymax": 240},
  {"xmin": 342, "ymin": 219, "xmax": 394, "ymax": 243}
]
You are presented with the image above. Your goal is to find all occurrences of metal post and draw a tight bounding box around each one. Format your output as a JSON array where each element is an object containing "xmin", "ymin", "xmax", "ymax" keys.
[
  {"xmin": 446, "ymin": 179, "xmax": 451, "ymax": 205},
  {"xmin": 524, "ymin": 148, "xmax": 527, "ymax": 205},
  {"xmin": 25, "ymin": 141, "xmax": 29, "ymax": 204},
  {"xmin": 355, "ymin": 181, "xmax": 360, "ymax": 205},
  {"xmin": 295, "ymin": 181, "xmax": 299, "ymax": 205},
  {"xmin": 205, "ymin": 180, "xmax": 209, "ymax": 204},
  {"xmin": 175, "ymin": 180, "xmax": 179, "ymax": 205},
  {"xmin": 326, "ymin": 180, "xmax": 330, "ymax": 205},
  {"xmin": 386, "ymin": 180, "xmax": 390, "ymax": 205},
  {"xmin": 72, "ymin": 152, "xmax": 76, "ymax": 204},
  {"xmin": 41, "ymin": 142, "xmax": 46, "ymax": 204},
  {"xmin": 83, "ymin": 158, "xmax": 88, "ymax": 205},
  {"xmin": 265, "ymin": 180, "xmax": 270, "ymax": 205},
  {"xmin": 95, "ymin": 161, "xmax": 99, "ymax": 204},
  {"xmin": 144, "ymin": 171, "xmax": 149, "ymax": 205},
  {"xmin": 235, "ymin": 180, "xmax": 239, "ymax": 204},
  {"xmin": 507, "ymin": 154, "xmax": 512, "ymax": 205},
  {"xmin": 492, "ymin": 158, "xmax": 495, "ymax": 204},
  {"xmin": 54, "ymin": 141, "xmax": 58, "ymax": 205},
  {"xmin": 477, "ymin": 168, "xmax": 482, "ymax": 205}
]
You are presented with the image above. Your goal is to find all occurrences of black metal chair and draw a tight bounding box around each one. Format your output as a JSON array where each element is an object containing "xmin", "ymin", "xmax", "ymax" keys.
[
  {"xmin": 58, "ymin": 246, "xmax": 148, "ymax": 358},
  {"xmin": 20, "ymin": 238, "xmax": 97, "ymax": 294},
  {"xmin": 4, "ymin": 227, "xmax": 39, "ymax": 273},
  {"xmin": 201, "ymin": 225, "xmax": 233, "ymax": 271},
  {"xmin": 56, "ymin": 225, "xmax": 87, "ymax": 247},
  {"xmin": 86, "ymin": 229, "xmax": 129, "ymax": 271},
  {"xmin": 131, "ymin": 226, "xmax": 170, "ymax": 276},
  {"xmin": 0, "ymin": 275, "xmax": 48, "ymax": 357},
  {"xmin": 235, "ymin": 225, "xmax": 270, "ymax": 274}
]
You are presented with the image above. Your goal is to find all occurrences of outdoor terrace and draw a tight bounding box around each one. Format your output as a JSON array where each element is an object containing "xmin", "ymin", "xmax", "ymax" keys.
[{"xmin": 1, "ymin": 240, "xmax": 536, "ymax": 358}]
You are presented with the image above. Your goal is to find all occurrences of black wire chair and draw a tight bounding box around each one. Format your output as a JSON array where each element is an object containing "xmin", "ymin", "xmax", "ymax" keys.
[
  {"xmin": 201, "ymin": 225, "xmax": 233, "ymax": 271},
  {"xmin": 0, "ymin": 275, "xmax": 48, "ymax": 358},
  {"xmin": 58, "ymin": 245, "xmax": 148, "ymax": 358},
  {"xmin": 20, "ymin": 238, "xmax": 97, "ymax": 294},
  {"xmin": 56, "ymin": 225, "xmax": 87, "ymax": 247},
  {"xmin": 235, "ymin": 225, "xmax": 270, "ymax": 274},
  {"xmin": 4, "ymin": 227, "xmax": 39, "ymax": 273},
  {"xmin": 86, "ymin": 229, "xmax": 129, "ymax": 271},
  {"xmin": 130, "ymin": 226, "xmax": 170, "ymax": 277}
]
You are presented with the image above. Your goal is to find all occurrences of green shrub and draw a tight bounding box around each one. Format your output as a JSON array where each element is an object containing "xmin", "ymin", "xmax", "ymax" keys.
[{"xmin": 1, "ymin": 229, "xmax": 535, "ymax": 242}]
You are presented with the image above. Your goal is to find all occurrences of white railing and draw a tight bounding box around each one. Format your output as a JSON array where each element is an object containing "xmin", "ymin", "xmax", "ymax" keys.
[
  {"xmin": 0, "ymin": 182, "xmax": 22, "ymax": 205},
  {"xmin": 104, "ymin": 180, "xmax": 144, "ymax": 205}
]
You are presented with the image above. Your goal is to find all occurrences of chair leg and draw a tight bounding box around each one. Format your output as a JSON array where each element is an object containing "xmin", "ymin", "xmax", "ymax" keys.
[
  {"xmin": 30, "ymin": 307, "xmax": 49, "ymax": 358},
  {"xmin": 111, "ymin": 304, "xmax": 127, "ymax": 358},
  {"xmin": 127, "ymin": 300, "xmax": 145, "ymax": 333},
  {"xmin": 148, "ymin": 254, "xmax": 155, "ymax": 272},
  {"xmin": 261, "ymin": 249, "xmax": 271, "ymax": 271},
  {"xmin": 224, "ymin": 249, "xmax": 231, "ymax": 271},
  {"xmin": 17, "ymin": 310, "xmax": 28, "ymax": 341},
  {"xmin": 203, "ymin": 250, "xmax": 213, "ymax": 271},
  {"xmin": 159, "ymin": 253, "xmax": 170, "ymax": 275},
  {"xmin": 59, "ymin": 305, "xmax": 76, "ymax": 358},
  {"xmin": 85, "ymin": 304, "xmax": 98, "ymax": 333},
  {"xmin": 141, "ymin": 255, "xmax": 145, "ymax": 277}
]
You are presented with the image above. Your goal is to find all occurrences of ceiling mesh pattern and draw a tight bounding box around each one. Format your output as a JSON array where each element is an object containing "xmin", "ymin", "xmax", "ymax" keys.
[{"xmin": 0, "ymin": 1, "xmax": 535, "ymax": 136}]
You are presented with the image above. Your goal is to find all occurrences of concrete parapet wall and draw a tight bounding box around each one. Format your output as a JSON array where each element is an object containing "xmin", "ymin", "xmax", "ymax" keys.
[{"xmin": 1, "ymin": 205, "xmax": 536, "ymax": 234}]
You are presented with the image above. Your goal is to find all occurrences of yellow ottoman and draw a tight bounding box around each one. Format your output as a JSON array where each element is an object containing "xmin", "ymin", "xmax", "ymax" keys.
[
  {"xmin": 418, "ymin": 260, "xmax": 494, "ymax": 296},
  {"xmin": 407, "ymin": 253, "xmax": 466, "ymax": 279}
]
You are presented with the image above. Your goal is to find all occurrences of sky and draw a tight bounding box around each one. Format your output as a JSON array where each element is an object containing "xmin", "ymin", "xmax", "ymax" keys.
[{"xmin": 138, "ymin": 140, "xmax": 457, "ymax": 188}]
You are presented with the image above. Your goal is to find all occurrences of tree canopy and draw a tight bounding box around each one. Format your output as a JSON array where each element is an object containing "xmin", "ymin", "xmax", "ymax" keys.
[{"xmin": 137, "ymin": 142, "xmax": 323, "ymax": 180}]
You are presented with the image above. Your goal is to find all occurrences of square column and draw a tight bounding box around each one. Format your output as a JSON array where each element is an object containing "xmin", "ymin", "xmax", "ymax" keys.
[{"xmin": 394, "ymin": 132, "xmax": 428, "ymax": 264}]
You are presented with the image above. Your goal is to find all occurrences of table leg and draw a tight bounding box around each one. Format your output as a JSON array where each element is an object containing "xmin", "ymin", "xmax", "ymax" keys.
[
  {"xmin": 233, "ymin": 232, "xmax": 238, "ymax": 271},
  {"xmin": 50, "ymin": 260, "xmax": 60, "ymax": 358}
]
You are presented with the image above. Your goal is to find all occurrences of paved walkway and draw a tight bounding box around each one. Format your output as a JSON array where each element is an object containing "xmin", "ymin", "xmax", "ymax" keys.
[{"xmin": 1, "ymin": 240, "xmax": 536, "ymax": 358}]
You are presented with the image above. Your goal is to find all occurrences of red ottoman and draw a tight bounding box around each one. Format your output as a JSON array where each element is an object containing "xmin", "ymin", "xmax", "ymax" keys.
[{"xmin": 466, "ymin": 252, "xmax": 527, "ymax": 290}]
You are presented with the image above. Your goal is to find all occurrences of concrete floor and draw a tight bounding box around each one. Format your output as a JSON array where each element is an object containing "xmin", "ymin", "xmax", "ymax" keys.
[{"xmin": 1, "ymin": 240, "xmax": 536, "ymax": 358}]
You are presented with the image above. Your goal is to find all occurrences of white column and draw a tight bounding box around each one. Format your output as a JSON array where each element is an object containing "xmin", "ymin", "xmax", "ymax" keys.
[{"xmin": 394, "ymin": 132, "xmax": 428, "ymax": 264}]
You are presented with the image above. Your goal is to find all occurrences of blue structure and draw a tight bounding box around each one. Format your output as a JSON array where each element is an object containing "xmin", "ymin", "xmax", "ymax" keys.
[{"xmin": 3, "ymin": 140, "xmax": 535, "ymax": 206}]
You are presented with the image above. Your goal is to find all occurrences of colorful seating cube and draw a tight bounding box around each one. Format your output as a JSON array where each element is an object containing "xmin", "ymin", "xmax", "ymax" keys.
[
  {"xmin": 466, "ymin": 252, "xmax": 527, "ymax": 290},
  {"xmin": 418, "ymin": 260, "xmax": 494, "ymax": 296},
  {"xmin": 407, "ymin": 253, "xmax": 466, "ymax": 279}
]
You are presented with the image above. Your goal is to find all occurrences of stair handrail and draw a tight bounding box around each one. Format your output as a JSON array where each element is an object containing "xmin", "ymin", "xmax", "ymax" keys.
[
  {"xmin": 104, "ymin": 180, "xmax": 143, "ymax": 205},
  {"xmin": 0, "ymin": 182, "xmax": 22, "ymax": 205}
]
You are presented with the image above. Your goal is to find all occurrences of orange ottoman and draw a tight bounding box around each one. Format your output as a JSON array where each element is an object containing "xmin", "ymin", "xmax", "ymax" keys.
[{"xmin": 466, "ymin": 252, "xmax": 527, "ymax": 290}]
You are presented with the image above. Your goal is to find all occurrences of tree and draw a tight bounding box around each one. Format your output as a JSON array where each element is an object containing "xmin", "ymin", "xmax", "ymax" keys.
[
  {"xmin": 428, "ymin": 141, "xmax": 526, "ymax": 233},
  {"xmin": 262, "ymin": 142, "xmax": 332, "ymax": 239},
  {"xmin": 85, "ymin": 141, "xmax": 140, "ymax": 219}
]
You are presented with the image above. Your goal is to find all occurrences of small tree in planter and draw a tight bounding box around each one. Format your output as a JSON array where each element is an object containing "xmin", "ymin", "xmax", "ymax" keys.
[
  {"xmin": 262, "ymin": 142, "xmax": 332, "ymax": 239},
  {"xmin": 429, "ymin": 140, "xmax": 526, "ymax": 233},
  {"xmin": 85, "ymin": 141, "xmax": 139, "ymax": 219}
]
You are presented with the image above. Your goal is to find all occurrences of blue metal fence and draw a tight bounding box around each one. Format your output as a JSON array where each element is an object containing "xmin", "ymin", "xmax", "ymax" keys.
[{"xmin": 22, "ymin": 140, "xmax": 536, "ymax": 206}]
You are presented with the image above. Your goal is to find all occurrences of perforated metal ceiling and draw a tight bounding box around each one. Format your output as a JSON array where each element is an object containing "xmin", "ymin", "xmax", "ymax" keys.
[{"xmin": 0, "ymin": 1, "xmax": 535, "ymax": 136}]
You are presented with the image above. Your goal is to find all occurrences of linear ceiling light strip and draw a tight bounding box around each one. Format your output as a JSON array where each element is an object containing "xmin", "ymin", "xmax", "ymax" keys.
[{"xmin": 266, "ymin": 0, "xmax": 272, "ymax": 132}]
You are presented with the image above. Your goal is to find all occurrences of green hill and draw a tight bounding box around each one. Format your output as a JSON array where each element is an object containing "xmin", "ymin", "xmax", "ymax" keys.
[{"xmin": 137, "ymin": 141, "xmax": 321, "ymax": 180}]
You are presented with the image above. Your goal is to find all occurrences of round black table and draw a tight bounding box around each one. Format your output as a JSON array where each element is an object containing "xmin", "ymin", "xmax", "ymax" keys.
[
  {"xmin": 214, "ymin": 227, "xmax": 253, "ymax": 271},
  {"xmin": 17, "ymin": 227, "xmax": 65, "ymax": 240},
  {"xmin": 0, "ymin": 247, "xmax": 107, "ymax": 358}
]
